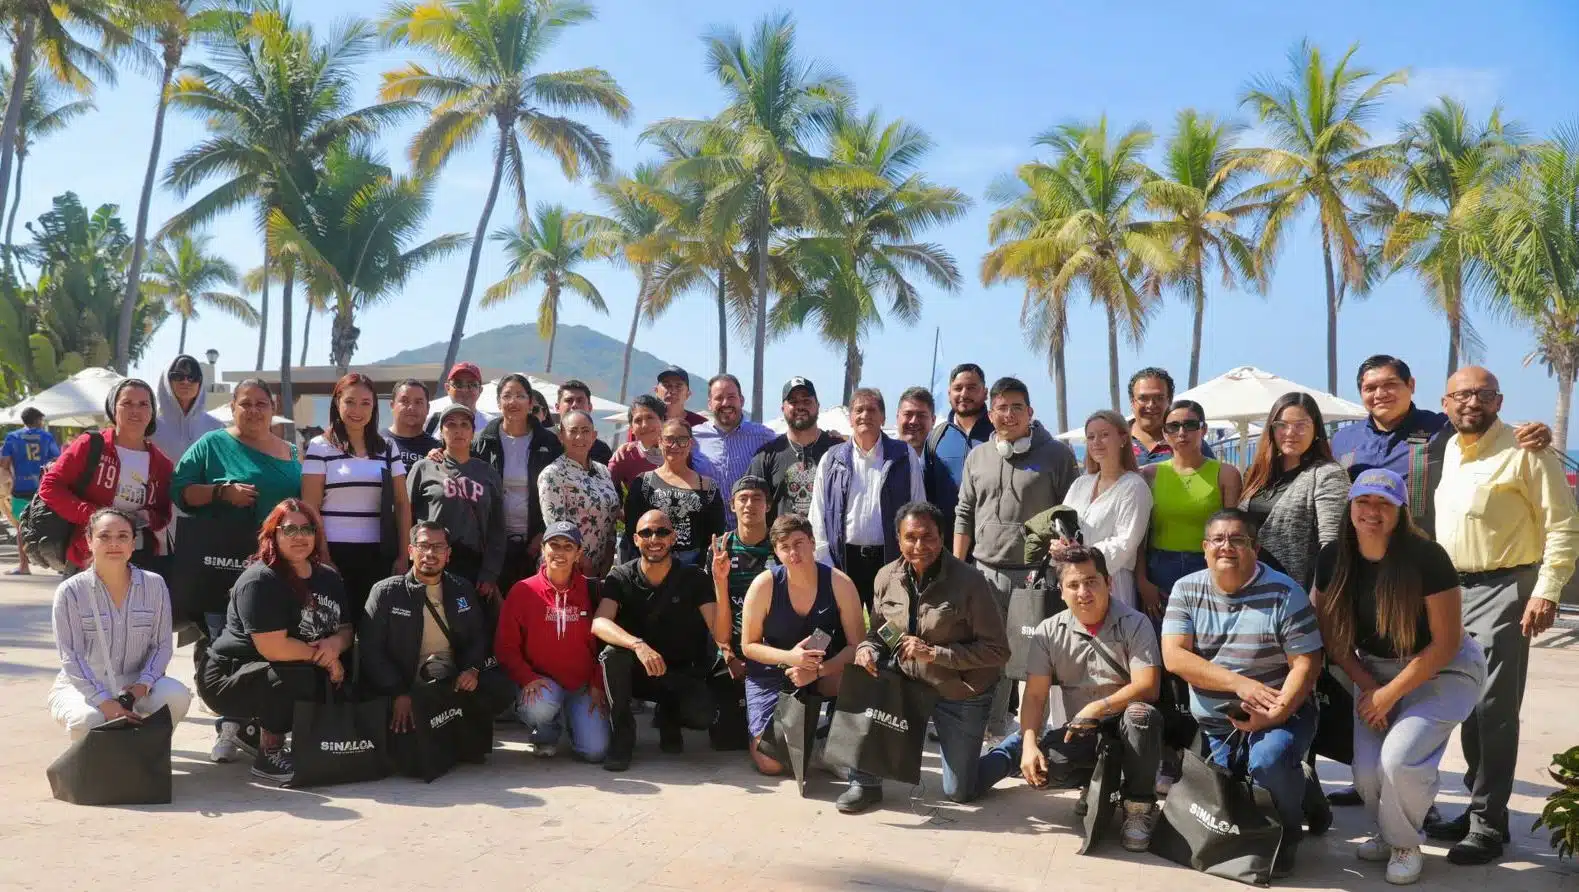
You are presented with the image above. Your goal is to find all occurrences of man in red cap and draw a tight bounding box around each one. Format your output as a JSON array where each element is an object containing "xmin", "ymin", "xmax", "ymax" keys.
[{"xmin": 425, "ymin": 361, "xmax": 494, "ymax": 436}]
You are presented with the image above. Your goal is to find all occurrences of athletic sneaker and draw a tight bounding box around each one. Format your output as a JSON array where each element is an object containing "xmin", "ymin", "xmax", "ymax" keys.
[
  {"xmin": 524, "ymin": 742, "xmax": 558, "ymax": 758},
  {"xmin": 1357, "ymin": 835, "xmax": 1391, "ymax": 862},
  {"xmin": 250, "ymin": 748, "xmax": 294, "ymax": 786},
  {"xmin": 211, "ymin": 720, "xmax": 258, "ymax": 763},
  {"xmin": 1120, "ymin": 801, "xmax": 1157, "ymax": 852},
  {"xmin": 1386, "ymin": 846, "xmax": 1423, "ymax": 885}
]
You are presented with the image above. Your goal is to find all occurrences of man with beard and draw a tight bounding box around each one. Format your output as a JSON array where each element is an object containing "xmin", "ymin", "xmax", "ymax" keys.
[
  {"xmin": 746, "ymin": 378, "xmax": 841, "ymax": 522},
  {"xmin": 927, "ymin": 364, "xmax": 994, "ymax": 494},
  {"xmin": 897, "ymin": 386, "xmax": 958, "ymax": 518},
  {"xmin": 692, "ymin": 374, "xmax": 775, "ymax": 527},
  {"xmin": 1127, "ymin": 367, "xmax": 1214, "ymax": 466},
  {"xmin": 385, "ymin": 379, "xmax": 442, "ymax": 469},
  {"xmin": 593, "ymin": 508, "xmax": 720, "ymax": 771},
  {"xmin": 1421, "ymin": 366, "xmax": 1577, "ymax": 864}
]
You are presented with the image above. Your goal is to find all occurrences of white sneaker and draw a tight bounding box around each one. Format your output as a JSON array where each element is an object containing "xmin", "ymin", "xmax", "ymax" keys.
[
  {"xmin": 1356, "ymin": 835, "xmax": 1391, "ymax": 862},
  {"xmin": 524, "ymin": 742, "xmax": 558, "ymax": 758},
  {"xmin": 1386, "ymin": 846, "xmax": 1423, "ymax": 885},
  {"xmin": 211, "ymin": 721, "xmax": 248, "ymax": 763},
  {"xmin": 1120, "ymin": 801, "xmax": 1157, "ymax": 852}
]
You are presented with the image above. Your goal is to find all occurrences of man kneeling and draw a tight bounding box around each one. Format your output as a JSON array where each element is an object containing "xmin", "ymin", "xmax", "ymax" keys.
[
  {"xmin": 978, "ymin": 546, "xmax": 1163, "ymax": 851},
  {"xmin": 360, "ymin": 522, "xmax": 515, "ymax": 752}
]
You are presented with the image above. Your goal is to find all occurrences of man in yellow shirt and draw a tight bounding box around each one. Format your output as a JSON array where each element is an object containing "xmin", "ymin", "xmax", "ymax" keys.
[{"xmin": 1423, "ymin": 366, "xmax": 1578, "ymax": 865}]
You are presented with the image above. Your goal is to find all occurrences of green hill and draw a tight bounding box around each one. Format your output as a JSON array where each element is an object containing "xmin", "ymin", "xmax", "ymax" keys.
[{"xmin": 375, "ymin": 323, "xmax": 701, "ymax": 407}]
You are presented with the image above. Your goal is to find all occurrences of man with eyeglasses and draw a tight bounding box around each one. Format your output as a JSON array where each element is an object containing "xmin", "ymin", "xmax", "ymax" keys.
[
  {"xmin": 1127, "ymin": 367, "xmax": 1215, "ymax": 466},
  {"xmin": 424, "ymin": 361, "xmax": 493, "ymax": 436},
  {"xmin": 555, "ymin": 379, "xmax": 614, "ymax": 464},
  {"xmin": 593, "ymin": 508, "xmax": 720, "ymax": 771},
  {"xmin": 1161, "ymin": 509, "xmax": 1323, "ymax": 879},
  {"xmin": 1417, "ymin": 366, "xmax": 1578, "ymax": 865}
]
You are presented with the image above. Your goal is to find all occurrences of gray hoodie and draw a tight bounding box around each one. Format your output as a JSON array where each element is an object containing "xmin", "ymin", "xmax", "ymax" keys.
[
  {"xmin": 954, "ymin": 421, "xmax": 1080, "ymax": 569},
  {"xmin": 407, "ymin": 455, "xmax": 506, "ymax": 585},
  {"xmin": 152, "ymin": 355, "xmax": 223, "ymax": 465}
]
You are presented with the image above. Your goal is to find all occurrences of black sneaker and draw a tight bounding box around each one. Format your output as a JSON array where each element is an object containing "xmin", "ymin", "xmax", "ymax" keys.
[
  {"xmin": 1325, "ymin": 784, "xmax": 1363, "ymax": 806},
  {"xmin": 835, "ymin": 783, "xmax": 883, "ymax": 815},
  {"xmin": 251, "ymin": 748, "xmax": 294, "ymax": 786},
  {"xmin": 237, "ymin": 721, "xmax": 261, "ymax": 758},
  {"xmin": 658, "ymin": 722, "xmax": 684, "ymax": 754},
  {"xmin": 1073, "ymin": 786, "xmax": 1090, "ymax": 818},
  {"xmin": 1425, "ymin": 809, "xmax": 1471, "ymax": 842},
  {"xmin": 1447, "ymin": 831, "xmax": 1504, "ymax": 865},
  {"xmin": 1302, "ymin": 764, "xmax": 1332, "ymax": 836}
]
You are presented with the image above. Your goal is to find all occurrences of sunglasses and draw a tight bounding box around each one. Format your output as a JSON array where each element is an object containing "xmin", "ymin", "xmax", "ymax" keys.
[
  {"xmin": 1163, "ymin": 419, "xmax": 1205, "ymax": 434},
  {"xmin": 167, "ymin": 373, "xmax": 199, "ymax": 384},
  {"xmin": 660, "ymin": 436, "xmax": 691, "ymax": 447},
  {"xmin": 635, "ymin": 527, "xmax": 674, "ymax": 539},
  {"xmin": 448, "ymin": 380, "xmax": 481, "ymax": 391},
  {"xmin": 279, "ymin": 523, "xmax": 316, "ymax": 538}
]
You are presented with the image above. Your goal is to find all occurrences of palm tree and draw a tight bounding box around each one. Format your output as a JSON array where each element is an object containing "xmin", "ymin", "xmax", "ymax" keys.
[
  {"xmin": 1482, "ymin": 125, "xmax": 1579, "ymax": 449},
  {"xmin": 164, "ymin": 5, "xmax": 411, "ymax": 415},
  {"xmin": 1376, "ymin": 98, "xmax": 1525, "ymax": 377},
  {"xmin": 140, "ymin": 231, "xmax": 256, "ymax": 354},
  {"xmin": 266, "ymin": 141, "xmax": 467, "ymax": 374},
  {"xmin": 985, "ymin": 118, "xmax": 1175, "ymax": 410},
  {"xmin": 483, "ymin": 202, "xmax": 606, "ymax": 373},
  {"xmin": 115, "ymin": 0, "xmax": 229, "ymax": 375},
  {"xmin": 1238, "ymin": 40, "xmax": 1407, "ymax": 393},
  {"xmin": 379, "ymin": 0, "xmax": 630, "ymax": 389},
  {"xmin": 646, "ymin": 12, "xmax": 850, "ymax": 420},
  {"xmin": 1145, "ymin": 109, "xmax": 1261, "ymax": 388},
  {"xmin": 774, "ymin": 109, "xmax": 969, "ymax": 403},
  {"xmin": 0, "ymin": 66, "xmax": 95, "ymax": 262},
  {"xmin": 0, "ymin": 0, "xmax": 126, "ymax": 270}
]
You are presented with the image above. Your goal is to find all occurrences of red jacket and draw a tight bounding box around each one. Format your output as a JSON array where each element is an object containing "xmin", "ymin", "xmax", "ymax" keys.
[
  {"xmin": 37, "ymin": 428, "xmax": 173, "ymax": 568},
  {"xmin": 496, "ymin": 567, "xmax": 603, "ymax": 693}
]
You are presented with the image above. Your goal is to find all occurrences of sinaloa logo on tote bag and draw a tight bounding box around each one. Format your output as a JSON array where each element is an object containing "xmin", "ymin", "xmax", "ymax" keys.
[
  {"xmin": 863, "ymin": 708, "xmax": 909, "ymax": 733},
  {"xmin": 1190, "ymin": 802, "xmax": 1241, "ymax": 835},
  {"xmin": 319, "ymin": 738, "xmax": 377, "ymax": 754},
  {"xmin": 429, "ymin": 707, "xmax": 463, "ymax": 730}
]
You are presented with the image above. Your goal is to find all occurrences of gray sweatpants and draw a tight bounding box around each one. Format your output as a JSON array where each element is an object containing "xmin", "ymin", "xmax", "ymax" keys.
[
  {"xmin": 1353, "ymin": 636, "xmax": 1486, "ymax": 847},
  {"xmin": 977, "ymin": 564, "xmax": 1030, "ymax": 732},
  {"xmin": 1457, "ymin": 567, "xmax": 1537, "ymax": 839}
]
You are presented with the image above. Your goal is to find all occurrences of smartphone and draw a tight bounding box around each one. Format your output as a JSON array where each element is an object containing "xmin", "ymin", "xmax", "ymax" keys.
[
  {"xmin": 877, "ymin": 619, "xmax": 905, "ymax": 650},
  {"xmin": 1218, "ymin": 701, "xmax": 1251, "ymax": 722},
  {"xmin": 805, "ymin": 628, "xmax": 832, "ymax": 653}
]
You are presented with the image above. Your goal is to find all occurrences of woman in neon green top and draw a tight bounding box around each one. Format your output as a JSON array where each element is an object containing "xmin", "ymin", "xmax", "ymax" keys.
[{"xmin": 1137, "ymin": 399, "xmax": 1242, "ymax": 620}]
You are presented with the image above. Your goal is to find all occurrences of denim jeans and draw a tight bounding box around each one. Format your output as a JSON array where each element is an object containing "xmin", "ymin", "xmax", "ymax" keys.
[
  {"xmin": 1202, "ymin": 703, "xmax": 1319, "ymax": 842},
  {"xmin": 516, "ymin": 677, "xmax": 610, "ymax": 761},
  {"xmin": 850, "ymin": 683, "xmax": 996, "ymax": 803},
  {"xmin": 979, "ymin": 702, "xmax": 1163, "ymax": 803}
]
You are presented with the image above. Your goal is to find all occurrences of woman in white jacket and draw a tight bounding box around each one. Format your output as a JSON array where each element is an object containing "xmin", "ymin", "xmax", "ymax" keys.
[
  {"xmin": 48, "ymin": 507, "xmax": 192, "ymax": 739},
  {"xmin": 1024, "ymin": 410, "xmax": 1151, "ymax": 607}
]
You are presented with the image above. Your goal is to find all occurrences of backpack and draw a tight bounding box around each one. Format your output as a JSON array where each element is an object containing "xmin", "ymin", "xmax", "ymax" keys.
[{"xmin": 20, "ymin": 431, "xmax": 104, "ymax": 570}]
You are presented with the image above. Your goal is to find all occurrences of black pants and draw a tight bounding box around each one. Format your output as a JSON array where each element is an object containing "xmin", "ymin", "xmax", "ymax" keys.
[
  {"xmin": 499, "ymin": 537, "xmax": 536, "ymax": 595},
  {"xmin": 842, "ymin": 544, "xmax": 888, "ymax": 616},
  {"xmin": 329, "ymin": 541, "xmax": 393, "ymax": 626},
  {"xmin": 447, "ymin": 543, "xmax": 484, "ymax": 588},
  {"xmin": 600, "ymin": 646, "xmax": 714, "ymax": 759},
  {"xmin": 196, "ymin": 655, "xmax": 330, "ymax": 735}
]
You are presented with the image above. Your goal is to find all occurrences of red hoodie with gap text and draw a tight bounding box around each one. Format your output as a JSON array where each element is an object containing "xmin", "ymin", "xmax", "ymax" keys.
[{"xmin": 496, "ymin": 567, "xmax": 602, "ymax": 693}]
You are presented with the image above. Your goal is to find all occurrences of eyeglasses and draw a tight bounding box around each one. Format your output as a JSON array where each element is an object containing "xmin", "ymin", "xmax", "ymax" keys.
[
  {"xmin": 1163, "ymin": 419, "xmax": 1205, "ymax": 434},
  {"xmin": 448, "ymin": 380, "xmax": 481, "ymax": 391},
  {"xmin": 411, "ymin": 542, "xmax": 450, "ymax": 554},
  {"xmin": 1446, "ymin": 388, "xmax": 1500, "ymax": 405},
  {"xmin": 167, "ymin": 373, "xmax": 198, "ymax": 384},
  {"xmin": 635, "ymin": 527, "xmax": 674, "ymax": 539},
  {"xmin": 1205, "ymin": 534, "xmax": 1254, "ymax": 549},
  {"xmin": 661, "ymin": 436, "xmax": 691, "ymax": 447},
  {"xmin": 278, "ymin": 523, "xmax": 316, "ymax": 538},
  {"xmin": 1270, "ymin": 420, "xmax": 1313, "ymax": 434}
]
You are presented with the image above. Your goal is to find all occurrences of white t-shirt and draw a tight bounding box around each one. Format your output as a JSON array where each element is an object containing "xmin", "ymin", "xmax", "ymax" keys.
[
  {"xmin": 113, "ymin": 446, "xmax": 152, "ymax": 548},
  {"xmin": 303, "ymin": 435, "xmax": 407, "ymax": 544},
  {"xmin": 501, "ymin": 431, "xmax": 532, "ymax": 535}
]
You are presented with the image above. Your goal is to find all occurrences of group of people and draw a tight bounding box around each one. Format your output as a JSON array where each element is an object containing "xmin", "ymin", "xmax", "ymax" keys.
[{"xmin": 16, "ymin": 351, "xmax": 1575, "ymax": 886}]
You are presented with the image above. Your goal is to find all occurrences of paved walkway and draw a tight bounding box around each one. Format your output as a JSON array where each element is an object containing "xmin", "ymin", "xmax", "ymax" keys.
[{"xmin": 1, "ymin": 566, "xmax": 1576, "ymax": 892}]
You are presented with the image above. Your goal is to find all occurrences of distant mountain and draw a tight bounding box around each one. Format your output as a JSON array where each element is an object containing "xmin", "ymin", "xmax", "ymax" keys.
[{"xmin": 375, "ymin": 323, "xmax": 701, "ymax": 407}]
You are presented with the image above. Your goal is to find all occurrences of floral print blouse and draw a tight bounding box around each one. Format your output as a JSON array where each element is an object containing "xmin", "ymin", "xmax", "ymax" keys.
[{"xmin": 537, "ymin": 454, "xmax": 621, "ymax": 575}]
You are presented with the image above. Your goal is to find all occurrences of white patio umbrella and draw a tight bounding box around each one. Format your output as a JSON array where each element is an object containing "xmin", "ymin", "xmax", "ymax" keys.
[
  {"xmin": 207, "ymin": 404, "xmax": 293, "ymax": 427},
  {"xmin": 1174, "ymin": 366, "xmax": 1368, "ymax": 464},
  {"xmin": 0, "ymin": 367, "xmax": 122, "ymax": 428}
]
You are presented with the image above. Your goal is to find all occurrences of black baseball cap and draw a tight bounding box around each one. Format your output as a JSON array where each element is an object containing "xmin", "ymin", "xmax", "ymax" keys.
[
  {"xmin": 657, "ymin": 365, "xmax": 689, "ymax": 386},
  {"xmin": 732, "ymin": 475, "xmax": 771, "ymax": 497},
  {"xmin": 438, "ymin": 403, "xmax": 476, "ymax": 428},
  {"xmin": 781, "ymin": 377, "xmax": 817, "ymax": 401}
]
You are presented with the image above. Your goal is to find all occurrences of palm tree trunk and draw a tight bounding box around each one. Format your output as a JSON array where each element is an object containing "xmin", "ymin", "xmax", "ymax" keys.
[
  {"xmin": 1189, "ymin": 261, "xmax": 1206, "ymax": 388},
  {"xmin": 115, "ymin": 57, "xmax": 178, "ymax": 374},
  {"xmin": 544, "ymin": 319, "xmax": 558, "ymax": 374},
  {"xmin": 1320, "ymin": 221, "xmax": 1340, "ymax": 394},
  {"xmin": 1555, "ymin": 360, "xmax": 1574, "ymax": 454},
  {"xmin": 751, "ymin": 203, "xmax": 770, "ymax": 422},
  {"xmin": 716, "ymin": 269, "xmax": 728, "ymax": 374},
  {"xmin": 0, "ymin": 21, "xmax": 36, "ymax": 252},
  {"xmin": 1445, "ymin": 273, "xmax": 1463, "ymax": 377},
  {"xmin": 1106, "ymin": 303, "xmax": 1121, "ymax": 410},
  {"xmin": 843, "ymin": 335, "xmax": 860, "ymax": 405},
  {"xmin": 440, "ymin": 121, "xmax": 511, "ymax": 393},
  {"xmin": 178, "ymin": 315, "xmax": 188, "ymax": 355},
  {"xmin": 279, "ymin": 263, "xmax": 295, "ymax": 420},
  {"xmin": 1050, "ymin": 333, "xmax": 1069, "ymax": 434},
  {"xmin": 300, "ymin": 306, "xmax": 311, "ymax": 367},
  {"xmin": 5, "ymin": 153, "xmax": 24, "ymax": 264},
  {"xmin": 618, "ymin": 268, "xmax": 649, "ymax": 402},
  {"xmin": 254, "ymin": 261, "xmax": 269, "ymax": 371}
]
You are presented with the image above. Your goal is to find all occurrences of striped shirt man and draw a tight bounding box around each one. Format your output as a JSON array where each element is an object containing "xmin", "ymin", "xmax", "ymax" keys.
[
  {"xmin": 1160, "ymin": 562, "xmax": 1323, "ymax": 733},
  {"xmin": 692, "ymin": 419, "xmax": 775, "ymax": 527}
]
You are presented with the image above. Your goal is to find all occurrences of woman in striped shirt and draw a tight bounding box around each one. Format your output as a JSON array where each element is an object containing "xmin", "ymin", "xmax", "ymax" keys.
[{"xmin": 301, "ymin": 373, "xmax": 412, "ymax": 622}]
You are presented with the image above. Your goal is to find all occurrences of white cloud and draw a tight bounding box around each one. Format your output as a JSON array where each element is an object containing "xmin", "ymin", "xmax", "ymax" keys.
[{"xmin": 1389, "ymin": 67, "xmax": 1504, "ymax": 117}]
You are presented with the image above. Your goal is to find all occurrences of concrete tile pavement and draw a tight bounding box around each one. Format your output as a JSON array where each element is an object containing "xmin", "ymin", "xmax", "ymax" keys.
[{"xmin": 2, "ymin": 568, "xmax": 1578, "ymax": 892}]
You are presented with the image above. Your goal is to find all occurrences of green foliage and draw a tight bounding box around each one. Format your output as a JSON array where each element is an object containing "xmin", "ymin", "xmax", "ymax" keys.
[
  {"xmin": 483, "ymin": 203, "xmax": 606, "ymax": 372},
  {"xmin": 1534, "ymin": 745, "xmax": 1579, "ymax": 859}
]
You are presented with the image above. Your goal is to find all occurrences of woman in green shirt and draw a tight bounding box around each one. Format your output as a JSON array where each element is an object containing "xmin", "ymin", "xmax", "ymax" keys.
[{"xmin": 169, "ymin": 378, "xmax": 302, "ymax": 764}]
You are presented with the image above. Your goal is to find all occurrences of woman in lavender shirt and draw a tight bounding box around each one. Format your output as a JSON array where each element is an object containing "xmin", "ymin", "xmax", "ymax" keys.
[{"xmin": 48, "ymin": 507, "xmax": 192, "ymax": 739}]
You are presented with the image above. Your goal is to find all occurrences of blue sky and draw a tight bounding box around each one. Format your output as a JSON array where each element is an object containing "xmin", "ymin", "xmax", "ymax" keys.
[{"xmin": 26, "ymin": 1, "xmax": 1577, "ymax": 437}]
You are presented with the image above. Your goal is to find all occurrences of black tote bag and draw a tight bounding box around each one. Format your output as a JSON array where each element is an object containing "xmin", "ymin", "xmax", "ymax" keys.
[
  {"xmin": 1311, "ymin": 668, "xmax": 1354, "ymax": 765},
  {"xmin": 389, "ymin": 680, "xmax": 464, "ymax": 782},
  {"xmin": 758, "ymin": 686, "xmax": 824, "ymax": 796},
  {"xmin": 707, "ymin": 663, "xmax": 751, "ymax": 752},
  {"xmin": 823, "ymin": 666, "xmax": 938, "ymax": 786},
  {"xmin": 46, "ymin": 706, "xmax": 173, "ymax": 806},
  {"xmin": 1150, "ymin": 742, "xmax": 1284, "ymax": 887},
  {"xmin": 1005, "ymin": 577, "xmax": 1065, "ymax": 681},
  {"xmin": 1158, "ymin": 672, "xmax": 1200, "ymax": 751},
  {"xmin": 1077, "ymin": 727, "xmax": 1124, "ymax": 855},
  {"xmin": 289, "ymin": 685, "xmax": 391, "ymax": 789},
  {"xmin": 169, "ymin": 502, "xmax": 258, "ymax": 628}
]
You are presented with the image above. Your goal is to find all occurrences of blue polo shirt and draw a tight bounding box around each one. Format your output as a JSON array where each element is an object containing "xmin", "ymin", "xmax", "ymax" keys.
[
  {"xmin": 929, "ymin": 413, "xmax": 994, "ymax": 493},
  {"xmin": 1330, "ymin": 403, "xmax": 1449, "ymax": 515},
  {"xmin": 2, "ymin": 427, "xmax": 60, "ymax": 495}
]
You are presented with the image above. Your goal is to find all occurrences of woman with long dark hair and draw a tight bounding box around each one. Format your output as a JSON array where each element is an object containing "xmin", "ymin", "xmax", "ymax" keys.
[
  {"xmin": 301, "ymin": 373, "xmax": 411, "ymax": 622},
  {"xmin": 472, "ymin": 374, "xmax": 563, "ymax": 593},
  {"xmin": 195, "ymin": 499, "xmax": 355, "ymax": 786},
  {"xmin": 1238, "ymin": 392, "xmax": 1349, "ymax": 589},
  {"xmin": 1311, "ymin": 470, "xmax": 1486, "ymax": 885},
  {"xmin": 622, "ymin": 419, "xmax": 725, "ymax": 566}
]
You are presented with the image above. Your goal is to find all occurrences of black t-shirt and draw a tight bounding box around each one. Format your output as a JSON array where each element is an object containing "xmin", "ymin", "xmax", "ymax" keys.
[
  {"xmin": 211, "ymin": 562, "xmax": 354, "ymax": 662},
  {"xmin": 604, "ymin": 558, "xmax": 713, "ymax": 668},
  {"xmin": 1313, "ymin": 536, "xmax": 1457, "ymax": 659},
  {"xmin": 746, "ymin": 431, "xmax": 840, "ymax": 520},
  {"xmin": 385, "ymin": 428, "xmax": 441, "ymax": 469}
]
